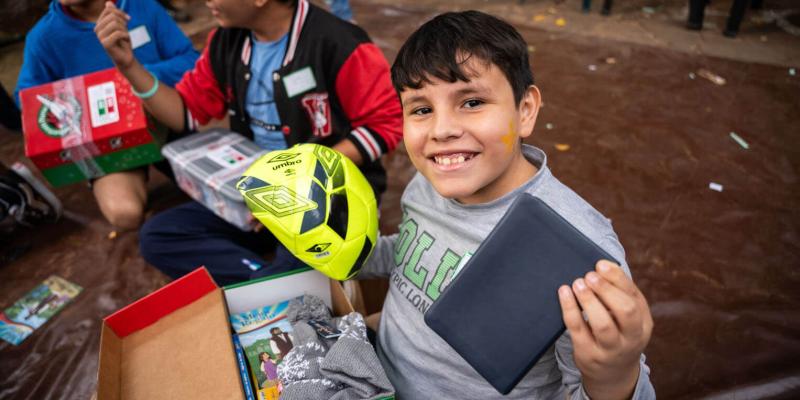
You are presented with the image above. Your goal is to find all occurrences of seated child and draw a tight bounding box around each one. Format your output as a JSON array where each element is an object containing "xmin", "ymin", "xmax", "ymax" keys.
[
  {"xmin": 95, "ymin": 0, "xmax": 402, "ymax": 284},
  {"xmin": 356, "ymin": 11, "xmax": 656, "ymax": 399},
  {"xmin": 15, "ymin": 0, "xmax": 198, "ymax": 230}
]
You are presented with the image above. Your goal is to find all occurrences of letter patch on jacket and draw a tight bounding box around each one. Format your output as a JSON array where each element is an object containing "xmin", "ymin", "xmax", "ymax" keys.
[{"xmin": 301, "ymin": 92, "xmax": 332, "ymax": 137}]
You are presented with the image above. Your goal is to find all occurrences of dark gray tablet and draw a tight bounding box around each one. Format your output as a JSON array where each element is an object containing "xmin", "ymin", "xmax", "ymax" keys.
[{"xmin": 424, "ymin": 193, "xmax": 619, "ymax": 394}]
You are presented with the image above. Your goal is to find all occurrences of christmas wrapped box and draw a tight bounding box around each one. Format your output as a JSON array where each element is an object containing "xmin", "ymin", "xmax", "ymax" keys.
[
  {"xmin": 162, "ymin": 129, "xmax": 267, "ymax": 231},
  {"xmin": 19, "ymin": 68, "xmax": 165, "ymax": 187}
]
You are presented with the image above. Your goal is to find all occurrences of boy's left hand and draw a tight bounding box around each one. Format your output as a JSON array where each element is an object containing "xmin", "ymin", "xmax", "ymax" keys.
[{"xmin": 558, "ymin": 260, "xmax": 653, "ymax": 400}]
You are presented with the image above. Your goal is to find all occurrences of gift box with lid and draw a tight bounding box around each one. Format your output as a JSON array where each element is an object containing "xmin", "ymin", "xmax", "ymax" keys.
[
  {"xmin": 19, "ymin": 68, "xmax": 165, "ymax": 187},
  {"xmin": 162, "ymin": 129, "xmax": 268, "ymax": 231}
]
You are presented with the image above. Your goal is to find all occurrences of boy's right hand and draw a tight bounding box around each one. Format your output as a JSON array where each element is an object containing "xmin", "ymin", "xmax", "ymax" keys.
[
  {"xmin": 557, "ymin": 260, "xmax": 653, "ymax": 400},
  {"xmin": 94, "ymin": 1, "xmax": 134, "ymax": 70}
]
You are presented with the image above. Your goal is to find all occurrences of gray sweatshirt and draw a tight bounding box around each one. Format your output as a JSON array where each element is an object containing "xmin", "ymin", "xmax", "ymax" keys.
[{"xmin": 358, "ymin": 145, "xmax": 655, "ymax": 399}]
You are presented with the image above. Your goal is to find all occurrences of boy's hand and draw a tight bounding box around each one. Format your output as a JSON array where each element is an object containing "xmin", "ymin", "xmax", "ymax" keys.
[
  {"xmin": 248, "ymin": 214, "xmax": 266, "ymax": 233},
  {"xmin": 558, "ymin": 260, "xmax": 653, "ymax": 400},
  {"xmin": 95, "ymin": 1, "xmax": 134, "ymax": 70}
]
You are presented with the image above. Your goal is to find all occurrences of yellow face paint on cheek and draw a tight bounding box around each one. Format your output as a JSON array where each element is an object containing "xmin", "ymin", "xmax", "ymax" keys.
[{"xmin": 500, "ymin": 121, "xmax": 516, "ymax": 153}]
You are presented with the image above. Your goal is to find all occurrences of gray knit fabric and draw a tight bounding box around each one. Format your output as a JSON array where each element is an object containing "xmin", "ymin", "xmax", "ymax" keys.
[
  {"xmin": 286, "ymin": 294, "xmax": 331, "ymax": 324},
  {"xmin": 278, "ymin": 297, "xmax": 395, "ymax": 400}
]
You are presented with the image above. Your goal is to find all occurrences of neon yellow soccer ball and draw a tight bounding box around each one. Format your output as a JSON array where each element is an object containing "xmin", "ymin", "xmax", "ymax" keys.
[{"xmin": 237, "ymin": 143, "xmax": 378, "ymax": 280}]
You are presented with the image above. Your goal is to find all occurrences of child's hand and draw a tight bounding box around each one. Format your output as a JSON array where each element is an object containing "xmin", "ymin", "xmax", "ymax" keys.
[
  {"xmin": 246, "ymin": 214, "xmax": 266, "ymax": 232},
  {"xmin": 94, "ymin": 1, "xmax": 134, "ymax": 70},
  {"xmin": 558, "ymin": 260, "xmax": 653, "ymax": 400}
]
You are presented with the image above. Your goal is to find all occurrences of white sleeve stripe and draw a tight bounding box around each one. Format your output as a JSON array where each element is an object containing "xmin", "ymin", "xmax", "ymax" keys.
[
  {"xmin": 351, "ymin": 129, "xmax": 376, "ymax": 161},
  {"xmin": 359, "ymin": 126, "xmax": 383, "ymax": 158},
  {"xmin": 186, "ymin": 109, "xmax": 198, "ymax": 131},
  {"xmin": 351, "ymin": 127, "xmax": 380, "ymax": 161}
]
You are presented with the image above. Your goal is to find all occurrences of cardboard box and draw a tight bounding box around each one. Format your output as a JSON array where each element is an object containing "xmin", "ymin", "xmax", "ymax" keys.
[
  {"xmin": 97, "ymin": 267, "xmax": 353, "ymax": 400},
  {"xmin": 20, "ymin": 68, "xmax": 164, "ymax": 187},
  {"xmin": 162, "ymin": 130, "xmax": 267, "ymax": 231}
]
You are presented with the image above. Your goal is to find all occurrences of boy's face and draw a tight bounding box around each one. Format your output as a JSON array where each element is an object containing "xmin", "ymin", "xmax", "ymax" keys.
[
  {"xmin": 205, "ymin": 0, "xmax": 260, "ymax": 28},
  {"xmin": 400, "ymin": 59, "xmax": 541, "ymax": 204}
]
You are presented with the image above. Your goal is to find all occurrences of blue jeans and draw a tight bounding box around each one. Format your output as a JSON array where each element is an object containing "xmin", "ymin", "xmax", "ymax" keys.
[{"xmin": 139, "ymin": 201, "xmax": 304, "ymax": 285}]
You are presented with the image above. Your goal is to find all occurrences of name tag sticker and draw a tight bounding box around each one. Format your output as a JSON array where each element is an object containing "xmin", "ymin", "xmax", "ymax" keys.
[
  {"xmin": 282, "ymin": 67, "xmax": 317, "ymax": 98},
  {"xmin": 129, "ymin": 26, "xmax": 151, "ymax": 49}
]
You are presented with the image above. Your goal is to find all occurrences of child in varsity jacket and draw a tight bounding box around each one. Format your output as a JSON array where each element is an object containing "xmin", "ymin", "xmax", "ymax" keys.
[{"xmin": 96, "ymin": 0, "xmax": 402, "ymax": 284}]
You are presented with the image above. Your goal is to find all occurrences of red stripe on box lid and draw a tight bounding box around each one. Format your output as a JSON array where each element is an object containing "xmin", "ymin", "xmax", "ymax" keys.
[{"xmin": 103, "ymin": 267, "xmax": 218, "ymax": 338}]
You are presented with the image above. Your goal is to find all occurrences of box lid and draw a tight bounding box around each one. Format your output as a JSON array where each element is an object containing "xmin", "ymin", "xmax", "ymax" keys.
[
  {"xmin": 223, "ymin": 267, "xmax": 333, "ymax": 316},
  {"xmin": 20, "ymin": 68, "xmax": 154, "ymax": 169},
  {"xmin": 97, "ymin": 268, "xmax": 244, "ymax": 400}
]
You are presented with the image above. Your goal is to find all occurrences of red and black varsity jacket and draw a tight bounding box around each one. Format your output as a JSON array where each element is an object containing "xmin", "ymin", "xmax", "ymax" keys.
[{"xmin": 175, "ymin": 0, "xmax": 402, "ymax": 195}]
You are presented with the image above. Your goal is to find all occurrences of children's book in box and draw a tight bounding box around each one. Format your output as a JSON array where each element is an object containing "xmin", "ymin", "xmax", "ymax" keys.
[{"xmin": 231, "ymin": 296, "xmax": 297, "ymax": 399}]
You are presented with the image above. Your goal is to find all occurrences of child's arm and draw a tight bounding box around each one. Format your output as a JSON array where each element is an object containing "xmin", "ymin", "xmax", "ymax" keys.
[
  {"xmin": 95, "ymin": 1, "xmax": 189, "ymax": 132},
  {"xmin": 354, "ymin": 233, "xmax": 398, "ymax": 280},
  {"xmin": 332, "ymin": 43, "xmax": 403, "ymax": 166},
  {"xmin": 557, "ymin": 260, "xmax": 655, "ymax": 400}
]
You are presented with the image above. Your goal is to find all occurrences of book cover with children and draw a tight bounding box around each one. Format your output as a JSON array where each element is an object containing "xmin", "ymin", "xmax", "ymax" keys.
[
  {"xmin": 231, "ymin": 297, "xmax": 297, "ymax": 400},
  {"xmin": 0, "ymin": 275, "xmax": 83, "ymax": 345}
]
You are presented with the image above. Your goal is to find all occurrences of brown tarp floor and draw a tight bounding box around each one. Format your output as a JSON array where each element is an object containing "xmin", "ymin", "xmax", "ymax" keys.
[{"xmin": 1, "ymin": 1, "xmax": 799, "ymax": 399}]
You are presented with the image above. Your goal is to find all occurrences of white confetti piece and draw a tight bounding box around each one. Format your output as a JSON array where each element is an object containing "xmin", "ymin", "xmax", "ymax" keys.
[{"xmin": 729, "ymin": 132, "xmax": 749, "ymax": 149}]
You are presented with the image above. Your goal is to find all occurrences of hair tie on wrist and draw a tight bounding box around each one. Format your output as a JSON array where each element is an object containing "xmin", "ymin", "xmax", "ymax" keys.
[{"xmin": 132, "ymin": 71, "xmax": 159, "ymax": 99}]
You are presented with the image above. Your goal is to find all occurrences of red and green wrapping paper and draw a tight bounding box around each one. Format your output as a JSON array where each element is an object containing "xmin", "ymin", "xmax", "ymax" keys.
[{"xmin": 19, "ymin": 68, "xmax": 164, "ymax": 187}]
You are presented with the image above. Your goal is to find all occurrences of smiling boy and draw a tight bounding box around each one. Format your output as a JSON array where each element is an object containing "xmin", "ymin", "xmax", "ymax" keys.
[{"xmin": 356, "ymin": 11, "xmax": 655, "ymax": 399}]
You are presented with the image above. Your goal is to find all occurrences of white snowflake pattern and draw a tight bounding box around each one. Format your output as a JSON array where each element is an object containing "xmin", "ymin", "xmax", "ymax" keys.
[
  {"xmin": 284, "ymin": 378, "xmax": 340, "ymax": 389},
  {"xmin": 337, "ymin": 313, "xmax": 368, "ymax": 343},
  {"xmin": 278, "ymin": 356, "xmax": 312, "ymax": 381}
]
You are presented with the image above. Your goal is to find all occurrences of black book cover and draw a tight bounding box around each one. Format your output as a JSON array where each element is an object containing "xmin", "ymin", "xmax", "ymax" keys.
[{"xmin": 424, "ymin": 193, "xmax": 619, "ymax": 394}]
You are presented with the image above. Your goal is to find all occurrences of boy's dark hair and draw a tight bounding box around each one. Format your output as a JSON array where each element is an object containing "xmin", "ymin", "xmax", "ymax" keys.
[{"xmin": 391, "ymin": 11, "xmax": 534, "ymax": 104}]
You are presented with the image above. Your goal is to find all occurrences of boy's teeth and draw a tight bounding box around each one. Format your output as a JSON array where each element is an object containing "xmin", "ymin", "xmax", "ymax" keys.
[{"xmin": 435, "ymin": 154, "xmax": 470, "ymax": 165}]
